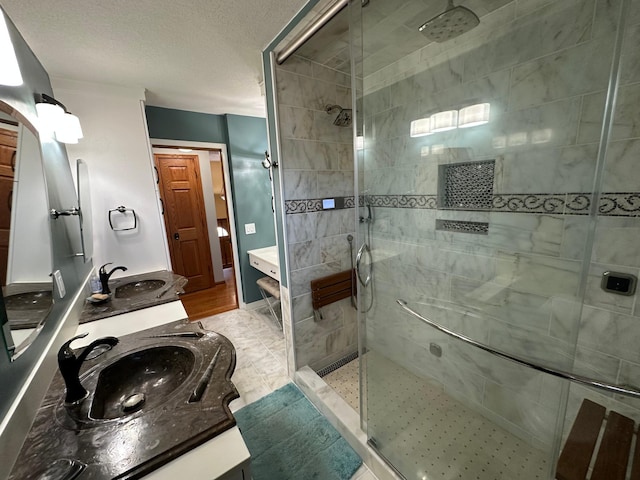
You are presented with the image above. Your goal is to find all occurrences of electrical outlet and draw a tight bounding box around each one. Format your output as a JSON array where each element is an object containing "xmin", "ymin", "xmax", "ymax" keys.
[{"xmin": 245, "ymin": 223, "xmax": 256, "ymax": 235}]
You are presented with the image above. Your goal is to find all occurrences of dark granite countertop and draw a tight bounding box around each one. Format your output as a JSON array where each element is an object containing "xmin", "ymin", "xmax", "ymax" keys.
[
  {"xmin": 3, "ymin": 282, "xmax": 53, "ymax": 330},
  {"xmin": 79, "ymin": 270, "xmax": 187, "ymax": 324},
  {"xmin": 9, "ymin": 320, "xmax": 239, "ymax": 480}
]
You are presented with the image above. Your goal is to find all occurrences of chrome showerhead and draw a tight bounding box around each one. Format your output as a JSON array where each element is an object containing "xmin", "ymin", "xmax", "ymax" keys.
[
  {"xmin": 325, "ymin": 104, "xmax": 352, "ymax": 127},
  {"xmin": 418, "ymin": 0, "xmax": 479, "ymax": 43}
]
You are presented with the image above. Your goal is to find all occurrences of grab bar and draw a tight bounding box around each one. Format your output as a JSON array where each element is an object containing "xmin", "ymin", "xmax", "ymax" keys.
[{"xmin": 397, "ymin": 299, "xmax": 640, "ymax": 399}]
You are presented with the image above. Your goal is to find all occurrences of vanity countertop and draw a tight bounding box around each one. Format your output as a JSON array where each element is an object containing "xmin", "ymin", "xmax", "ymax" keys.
[
  {"xmin": 79, "ymin": 270, "xmax": 186, "ymax": 324},
  {"xmin": 247, "ymin": 245, "xmax": 279, "ymax": 281},
  {"xmin": 8, "ymin": 319, "xmax": 240, "ymax": 480}
]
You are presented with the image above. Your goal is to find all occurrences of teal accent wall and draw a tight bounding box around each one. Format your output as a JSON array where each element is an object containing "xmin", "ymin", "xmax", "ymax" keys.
[
  {"xmin": 224, "ymin": 114, "xmax": 276, "ymax": 303},
  {"xmin": 145, "ymin": 106, "xmax": 275, "ymax": 303},
  {"xmin": 145, "ymin": 106, "xmax": 227, "ymax": 143}
]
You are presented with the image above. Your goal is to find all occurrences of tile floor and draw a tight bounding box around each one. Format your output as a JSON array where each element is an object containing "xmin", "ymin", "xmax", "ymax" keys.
[
  {"xmin": 323, "ymin": 359, "xmax": 360, "ymax": 413},
  {"xmin": 198, "ymin": 307, "xmax": 377, "ymax": 480}
]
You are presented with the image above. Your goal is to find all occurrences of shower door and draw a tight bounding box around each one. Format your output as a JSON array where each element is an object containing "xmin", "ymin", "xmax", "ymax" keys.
[{"xmin": 355, "ymin": 0, "xmax": 630, "ymax": 478}]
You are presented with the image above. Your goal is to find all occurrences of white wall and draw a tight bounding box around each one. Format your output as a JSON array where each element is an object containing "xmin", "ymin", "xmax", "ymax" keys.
[{"xmin": 51, "ymin": 78, "xmax": 169, "ymax": 277}]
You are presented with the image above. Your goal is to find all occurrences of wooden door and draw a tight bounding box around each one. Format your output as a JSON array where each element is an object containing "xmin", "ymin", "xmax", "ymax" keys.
[{"xmin": 155, "ymin": 154, "xmax": 214, "ymax": 293}]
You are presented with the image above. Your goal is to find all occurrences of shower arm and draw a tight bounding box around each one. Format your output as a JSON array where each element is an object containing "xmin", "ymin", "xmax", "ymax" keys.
[{"xmin": 397, "ymin": 299, "xmax": 640, "ymax": 399}]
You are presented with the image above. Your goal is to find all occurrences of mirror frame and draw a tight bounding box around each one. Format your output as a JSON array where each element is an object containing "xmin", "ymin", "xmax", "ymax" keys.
[{"xmin": 0, "ymin": 107, "xmax": 54, "ymax": 359}]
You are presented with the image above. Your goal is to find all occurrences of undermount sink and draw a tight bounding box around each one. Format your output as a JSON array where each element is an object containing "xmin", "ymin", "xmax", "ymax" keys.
[
  {"xmin": 89, "ymin": 345, "xmax": 196, "ymax": 419},
  {"xmin": 114, "ymin": 279, "xmax": 166, "ymax": 299}
]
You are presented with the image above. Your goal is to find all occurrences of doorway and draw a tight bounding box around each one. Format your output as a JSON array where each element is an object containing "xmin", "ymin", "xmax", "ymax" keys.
[
  {"xmin": 154, "ymin": 153, "xmax": 215, "ymax": 293},
  {"xmin": 152, "ymin": 142, "xmax": 240, "ymax": 318}
]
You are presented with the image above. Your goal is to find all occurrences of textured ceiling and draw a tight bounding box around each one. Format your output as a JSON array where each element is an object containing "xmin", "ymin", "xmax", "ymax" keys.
[{"xmin": 0, "ymin": 0, "xmax": 309, "ymax": 116}]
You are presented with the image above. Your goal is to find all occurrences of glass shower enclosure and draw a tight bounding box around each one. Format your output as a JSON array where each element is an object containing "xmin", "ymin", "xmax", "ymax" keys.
[{"xmin": 356, "ymin": 0, "xmax": 640, "ymax": 478}]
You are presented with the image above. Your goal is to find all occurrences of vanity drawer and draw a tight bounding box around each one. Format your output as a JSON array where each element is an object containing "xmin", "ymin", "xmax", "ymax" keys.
[{"xmin": 248, "ymin": 254, "xmax": 279, "ymax": 280}]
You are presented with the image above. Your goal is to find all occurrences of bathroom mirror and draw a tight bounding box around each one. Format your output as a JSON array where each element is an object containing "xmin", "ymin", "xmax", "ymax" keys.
[
  {"xmin": 77, "ymin": 159, "xmax": 93, "ymax": 263},
  {"xmin": 0, "ymin": 104, "xmax": 54, "ymax": 358}
]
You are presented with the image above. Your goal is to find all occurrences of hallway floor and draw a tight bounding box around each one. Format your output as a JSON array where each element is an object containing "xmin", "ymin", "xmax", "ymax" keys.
[
  {"xmin": 197, "ymin": 307, "xmax": 376, "ymax": 480},
  {"xmin": 181, "ymin": 267, "xmax": 238, "ymax": 320}
]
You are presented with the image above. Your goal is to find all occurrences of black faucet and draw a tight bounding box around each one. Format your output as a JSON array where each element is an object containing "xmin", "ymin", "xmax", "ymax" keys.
[
  {"xmin": 99, "ymin": 263, "xmax": 128, "ymax": 294},
  {"xmin": 58, "ymin": 332, "xmax": 119, "ymax": 406}
]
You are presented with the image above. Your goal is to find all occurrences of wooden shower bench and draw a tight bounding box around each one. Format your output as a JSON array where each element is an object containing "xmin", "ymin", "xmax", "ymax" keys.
[{"xmin": 556, "ymin": 399, "xmax": 640, "ymax": 480}]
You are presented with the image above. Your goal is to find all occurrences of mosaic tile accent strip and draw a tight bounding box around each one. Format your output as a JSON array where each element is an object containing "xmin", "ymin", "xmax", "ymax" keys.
[
  {"xmin": 284, "ymin": 197, "xmax": 354, "ymax": 214},
  {"xmin": 439, "ymin": 160, "xmax": 495, "ymax": 210},
  {"xmin": 492, "ymin": 193, "xmax": 566, "ymax": 214},
  {"xmin": 436, "ymin": 219, "xmax": 489, "ymax": 235},
  {"xmin": 366, "ymin": 195, "xmax": 438, "ymax": 209},
  {"xmin": 599, "ymin": 193, "xmax": 640, "ymax": 216},
  {"xmin": 565, "ymin": 193, "xmax": 592, "ymax": 215},
  {"xmin": 286, "ymin": 193, "xmax": 640, "ymax": 217}
]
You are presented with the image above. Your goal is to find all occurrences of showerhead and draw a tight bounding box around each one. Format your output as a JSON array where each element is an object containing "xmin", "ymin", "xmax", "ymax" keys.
[
  {"xmin": 418, "ymin": 0, "xmax": 479, "ymax": 43},
  {"xmin": 325, "ymin": 104, "xmax": 352, "ymax": 127}
]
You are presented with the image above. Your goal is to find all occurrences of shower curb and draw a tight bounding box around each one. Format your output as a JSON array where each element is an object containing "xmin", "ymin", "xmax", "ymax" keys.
[{"xmin": 294, "ymin": 367, "xmax": 402, "ymax": 480}]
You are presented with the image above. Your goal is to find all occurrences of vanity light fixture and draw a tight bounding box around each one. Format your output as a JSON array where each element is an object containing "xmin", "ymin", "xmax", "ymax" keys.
[
  {"xmin": 35, "ymin": 95, "xmax": 65, "ymax": 136},
  {"xmin": 55, "ymin": 112, "xmax": 83, "ymax": 144},
  {"xmin": 178, "ymin": 148, "xmax": 193, "ymax": 152},
  {"xmin": 458, "ymin": 103, "xmax": 490, "ymax": 128},
  {"xmin": 430, "ymin": 110, "xmax": 458, "ymax": 132},
  {"xmin": 35, "ymin": 93, "xmax": 83, "ymax": 143},
  {"xmin": 410, "ymin": 118, "xmax": 432, "ymax": 137},
  {"xmin": 0, "ymin": 9, "xmax": 22, "ymax": 86}
]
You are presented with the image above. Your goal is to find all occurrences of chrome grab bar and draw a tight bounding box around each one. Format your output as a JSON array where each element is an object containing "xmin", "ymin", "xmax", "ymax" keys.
[
  {"xmin": 356, "ymin": 243, "xmax": 372, "ymax": 287},
  {"xmin": 397, "ymin": 299, "xmax": 640, "ymax": 399}
]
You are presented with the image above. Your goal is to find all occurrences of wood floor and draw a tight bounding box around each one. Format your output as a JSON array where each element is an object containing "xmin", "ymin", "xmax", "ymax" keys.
[{"xmin": 180, "ymin": 267, "xmax": 238, "ymax": 320}]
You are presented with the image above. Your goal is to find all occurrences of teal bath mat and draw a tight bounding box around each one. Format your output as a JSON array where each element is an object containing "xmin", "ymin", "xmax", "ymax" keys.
[{"xmin": 234, "ymin": 383, "xmax": 362, "ymax": 480}]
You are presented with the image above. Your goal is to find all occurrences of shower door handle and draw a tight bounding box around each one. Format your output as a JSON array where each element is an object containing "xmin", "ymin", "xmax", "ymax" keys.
[{"xmin": 356, "ymin": 243, "xmax": 372, "ymax": 287}]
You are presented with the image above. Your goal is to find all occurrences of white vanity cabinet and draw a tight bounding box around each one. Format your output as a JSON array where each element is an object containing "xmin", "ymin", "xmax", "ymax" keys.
[
  {"xmin": 145, "ymin": 427, "xmax": 251, "ymax": 480},
  {"xmin": 247, "ymin": 245, "xmax": 279, "ymax": 280},
  {"xmin": 75, "ymin": 301, "xmax": 251, "ymax": 480}
]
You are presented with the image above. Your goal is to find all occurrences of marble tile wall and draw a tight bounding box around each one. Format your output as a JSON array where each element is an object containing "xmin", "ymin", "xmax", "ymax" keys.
[
  {"xmin": 359, "ymin": 0, "xmax": 640, "ymax": 450},
  {"xmin": 275, "ymin": 55, "xmax": 358, "ymax": 372}
]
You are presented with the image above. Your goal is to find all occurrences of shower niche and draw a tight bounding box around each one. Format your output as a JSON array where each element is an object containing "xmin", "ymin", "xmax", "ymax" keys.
[
  {"xmin": 437, "ymin": 159, "xmax": 495, "ymax": 210},
  {"xmin": 436, "ymin": 159, "xmax": 495, "ymax": 234}
]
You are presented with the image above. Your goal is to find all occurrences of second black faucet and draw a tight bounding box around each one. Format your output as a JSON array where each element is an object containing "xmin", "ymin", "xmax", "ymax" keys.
[{"xmin": 99, "ymin": 263, "xmax": 128, "ymax": 294}]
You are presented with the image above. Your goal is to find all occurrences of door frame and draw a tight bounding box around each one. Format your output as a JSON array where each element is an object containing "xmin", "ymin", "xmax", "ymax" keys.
[{"xmin": 149, "ymin": 139, "xmax": 244, "ymax": 306}]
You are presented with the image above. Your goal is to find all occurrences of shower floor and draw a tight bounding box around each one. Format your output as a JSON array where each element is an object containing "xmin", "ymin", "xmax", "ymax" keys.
[
  {"xmin": 322, "ymin": 353, "xmax": 551, "ymax": 480},
  {"xmin": 323, "ymin": 359, "xmax": 360, "ymax": 413}
]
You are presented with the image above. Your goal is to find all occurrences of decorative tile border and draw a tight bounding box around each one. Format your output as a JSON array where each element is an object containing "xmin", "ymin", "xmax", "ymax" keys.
[
  {"xmin": 492, "ymin": 194, "xmax": 567, "ymax": 214},
  {"xmin": 284, "ymin": 197, "xmax": 354, "ymax": 214},
  {"xmin": 436, "ymin": 220, "xmax": 489, "ymax": 235},
  {"xmin": 285, "ymin": 193, "xmax": 640, "ymax": 217},
  {"xmin": 599, "ymin": 193, "xmax": 640, "ymax": 216}
]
